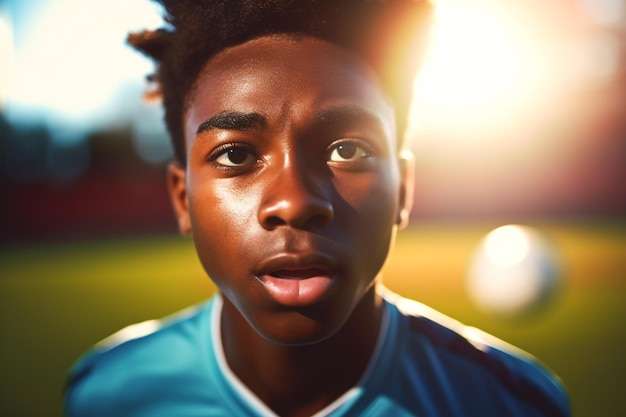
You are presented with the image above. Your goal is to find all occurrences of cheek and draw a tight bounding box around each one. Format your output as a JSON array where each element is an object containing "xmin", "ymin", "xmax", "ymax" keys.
[
  {"xmin": 334, "ymin": 168, "xmax": 400, "ymax": 263},
  {"xmin": 190, "ymin": 176, "xmax": 261, "ymax": 221},
  {"xmin": 187, "ymin": 179, "xmax": 262, "ymax": 279},
  {"xmin": 335, "ymin": 166, "xmax": 399, "ymax": 224}
]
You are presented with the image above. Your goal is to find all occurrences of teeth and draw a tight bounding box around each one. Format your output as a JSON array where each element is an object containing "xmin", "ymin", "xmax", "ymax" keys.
[{"xmin": 272, "ymin": 269, "xmax": 326, "ymax": 279}]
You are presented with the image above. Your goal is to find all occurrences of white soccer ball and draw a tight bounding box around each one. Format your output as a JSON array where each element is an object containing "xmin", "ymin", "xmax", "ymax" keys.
[{"xmin": 467, "ymin": 225, "xmax": 561, "ymax": 318}]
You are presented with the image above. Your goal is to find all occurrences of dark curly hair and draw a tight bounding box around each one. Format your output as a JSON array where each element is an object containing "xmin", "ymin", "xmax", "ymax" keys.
[{"xmin": 128, "ymin": 0, "xmax": 432, "ymax": 164}]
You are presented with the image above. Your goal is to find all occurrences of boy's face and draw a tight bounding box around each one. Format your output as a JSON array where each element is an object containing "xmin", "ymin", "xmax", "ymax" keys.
[{"xmin": 169, "ymin": 35, "xmax": 413, "ymax": 345}]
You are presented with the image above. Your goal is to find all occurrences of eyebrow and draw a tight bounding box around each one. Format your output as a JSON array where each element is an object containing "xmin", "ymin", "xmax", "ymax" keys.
[
  {"xmin": 314, "ymin": 105, "xmax": 385, "ymax": 131},
  {"xmin": 196, "ymin": 111, "xmax": 267, "ymax": 135}
]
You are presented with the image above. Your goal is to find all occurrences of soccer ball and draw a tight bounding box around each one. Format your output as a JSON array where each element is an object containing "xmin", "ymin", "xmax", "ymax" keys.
[{"xmin": 467, "ymin": 225, "xmax": 561, "ymax": 318}]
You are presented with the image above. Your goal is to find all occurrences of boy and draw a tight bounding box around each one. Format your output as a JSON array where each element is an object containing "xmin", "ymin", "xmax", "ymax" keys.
[{"xmin": 65, "ymin": 1, "xmax": 570, "ymax": 416}]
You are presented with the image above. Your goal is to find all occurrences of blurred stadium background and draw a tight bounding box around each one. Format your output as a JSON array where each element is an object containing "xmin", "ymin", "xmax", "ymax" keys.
[{"xmin": 0, "ymin": 0, "xmax": 624, "ymax": 416}]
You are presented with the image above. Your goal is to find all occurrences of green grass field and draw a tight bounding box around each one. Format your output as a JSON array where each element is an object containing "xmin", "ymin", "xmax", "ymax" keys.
[{"xmin": 1, "ymin": 222, "xmax": 624, "ymax": 417}]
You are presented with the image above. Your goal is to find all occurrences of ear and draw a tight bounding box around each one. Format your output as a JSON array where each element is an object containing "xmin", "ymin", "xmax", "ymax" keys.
[
  {"xmin": 167, "ymin": 163, "xmax": 191, "ymax": 235},
  {"xmin": 396, "ymin": 150, "xmax": 415, "ymax": 230}
]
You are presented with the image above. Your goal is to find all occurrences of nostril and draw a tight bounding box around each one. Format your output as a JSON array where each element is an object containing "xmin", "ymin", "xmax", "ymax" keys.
[
  {"xmin": 261, "ymin": 211, "xmax": 331, "ymax": 230},
  {"xmin": 257, "ymin": 173, "xmax": 334, "ymax": 230},
  {"xmin": 264, "ymin": 216, "xmax": 287, "ymax": 229},
  {"xmin": 258, "ymin": 199, "xmax": 334, "ymax": 230}
]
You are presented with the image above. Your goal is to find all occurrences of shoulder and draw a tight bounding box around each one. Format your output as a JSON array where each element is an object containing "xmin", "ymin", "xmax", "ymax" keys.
[
  {"xmin": 70, "ymin": 301, "xmax": 210, "ymax": 378},
  {"xmin": 383, "ymin": 291, "xmax": 570, "ymax": 417},
  {"xmin": 65, "ymin": 300, "xmax": 215, "ymax": 416}
]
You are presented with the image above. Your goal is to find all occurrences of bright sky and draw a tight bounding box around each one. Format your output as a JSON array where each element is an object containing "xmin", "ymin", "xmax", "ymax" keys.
[
  {"xmin": 404, "ymin": 0, "xmax": 625, "ymax": 182},
  {"xmin": 2, "ymin": 0, "xmax": 163, "ymax": 136}
]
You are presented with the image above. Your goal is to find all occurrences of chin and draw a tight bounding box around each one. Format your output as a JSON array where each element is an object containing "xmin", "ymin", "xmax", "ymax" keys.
[{"xmin": 252, "ymin": 307, "xmax": 349, "ymax": 347}]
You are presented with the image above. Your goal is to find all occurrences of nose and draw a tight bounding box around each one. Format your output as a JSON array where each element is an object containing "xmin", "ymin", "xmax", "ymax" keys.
[{"xmin": 258, "ymin": 163, "xmax": 334, "ymax": 230}]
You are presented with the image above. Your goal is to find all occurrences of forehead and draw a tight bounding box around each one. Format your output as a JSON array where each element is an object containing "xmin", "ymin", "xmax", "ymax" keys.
[{"xmin": 184, "ymin": 35, "xmax": 396, "ymax": 142}]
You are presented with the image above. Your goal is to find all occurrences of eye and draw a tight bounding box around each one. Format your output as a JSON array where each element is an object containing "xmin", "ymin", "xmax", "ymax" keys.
[
  {"xmin": 328, "ymin": 142, "xmax": 370, "ymax": 162},
  {"xmin": 209, "ymin": 144, "xmax": 259, "ymax": 168}
]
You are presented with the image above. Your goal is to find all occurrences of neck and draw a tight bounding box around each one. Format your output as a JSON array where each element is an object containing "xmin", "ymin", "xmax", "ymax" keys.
[{"xmin": 219, "ymin": 287, "xmax": 384, "ymax": 417}]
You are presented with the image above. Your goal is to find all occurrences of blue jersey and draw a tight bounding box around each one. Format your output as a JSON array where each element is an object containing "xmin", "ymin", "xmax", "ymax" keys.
[{"xmin": 66, "ymin": 291, "xmax": 569, "ymax": 416}]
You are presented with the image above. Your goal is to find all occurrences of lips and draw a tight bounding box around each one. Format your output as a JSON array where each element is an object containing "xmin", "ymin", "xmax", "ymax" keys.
[{"xmin": 255, "ymin": 253, "xmax": 337, "ymax": 307}]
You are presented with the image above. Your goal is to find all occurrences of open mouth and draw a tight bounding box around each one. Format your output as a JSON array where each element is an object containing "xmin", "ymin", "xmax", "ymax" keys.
[
  {"xmin": 271, "ymin": 268, "xmax": 330, "ymax": 280},
  {"xmin": 258, "ymin": 267, "xmax": 336, "ymax": 306},
  {"xmin": 255, "ymin": 253, "xmax": 338, "ymax": 307}
]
